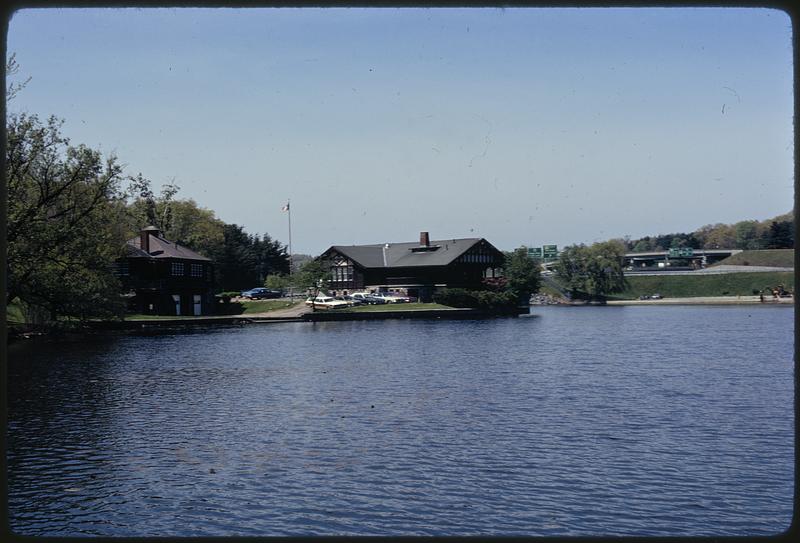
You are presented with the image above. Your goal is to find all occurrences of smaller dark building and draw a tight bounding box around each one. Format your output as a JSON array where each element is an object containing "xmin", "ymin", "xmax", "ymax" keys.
[{"xmin": 114, "ymin": 226, "xmax": 215, "ymax": 315}]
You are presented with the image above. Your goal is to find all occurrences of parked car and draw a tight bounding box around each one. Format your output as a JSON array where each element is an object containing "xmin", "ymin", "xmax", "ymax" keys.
[
  {"xmin": 373, "ymin": 292, "xmax": 410, "ymax": 303},
  {"xmin": 350, "ymin": 292, "xmax": 387, "ymax": 305},
  {"xmin": 241, "ymin": 287, "xmax": 282, "ymax": 299},
  {"xmin": 650, "ymin": 293, "xmax": 663, "ymax": 300},
  {"xmin": 337, "ymin": 295, "xmax": 364, "ymax": 307},
  {"xmin": 304, "ymin": 295, "xmax": 349, "ymax": 310}
]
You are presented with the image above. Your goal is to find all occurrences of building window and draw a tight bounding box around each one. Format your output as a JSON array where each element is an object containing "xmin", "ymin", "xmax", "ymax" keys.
[
  {"xmin": 190, "ymin": 263, "xmax": 203, "ymax": 277},
  {"xmin": 171, "ymin": 262, "xmax": 185, "ymax": 276},
  {"xmin": 331, "ymin": 258, "xmax": 353, "ymax": 284}
]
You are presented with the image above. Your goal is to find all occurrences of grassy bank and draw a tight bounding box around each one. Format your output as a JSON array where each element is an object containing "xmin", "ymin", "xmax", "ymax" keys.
[
  {"xmin": 342, "ymin": 302, "xmax": 453, "ymax": 312},
  {"xmin": 125, "ymin": 300, "xmax": 301, "ymax": 320},
  {"xmin": 714, "ymin": 249, "xmax": 794, "ymax": 268},
  {"xmin": 610, "ymin": 271, "xmax": 794, "ymax": 300},
  {"xmin": 239, "ymin": 300, "xmax": 299, "ymax": 314}
]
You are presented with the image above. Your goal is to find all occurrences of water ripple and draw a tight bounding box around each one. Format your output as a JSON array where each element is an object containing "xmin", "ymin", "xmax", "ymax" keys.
[{"xmin": 6, "ymin": 306, "xmax": 794, "ymax": 536}]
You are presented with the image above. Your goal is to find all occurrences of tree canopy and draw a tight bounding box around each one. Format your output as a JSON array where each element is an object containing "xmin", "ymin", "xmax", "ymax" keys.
[
  {"xmin": 5, "ymin": 113, "xmax": 128, "ymax": 321},
  {"xmin": 121, "ymin": 176, "xmax": 290, "ymax": 292},
  {"xmin": 555, "ymin": 240, "xmax": 627, "ymax": 299},
  {"xmin": 4, "ymin": 56, "xmax": 290, "ymax": 322},
  {"xmin": 503, "ymin": 248, "xmax": 542, "ymax": 299},
  {"xmin": 624, "ymin": 211, "xmax": 794, "ymax": 252}
]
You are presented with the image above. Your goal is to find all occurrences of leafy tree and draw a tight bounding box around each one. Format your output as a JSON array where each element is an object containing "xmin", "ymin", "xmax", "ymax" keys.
[
  {"xmin": 697, "ymin": 223, "xmax": 737, "ymax": 249},
  {"xmin": 5, "ymin": 113, "xmax": 128, "ymax": 321},
  {"xmin": 162, "ymin": 198, "xmax": 225, "ymax": 257},
  {"xmin": 125, "ymin": 174, "xmax": 181, "ymax": 235},
  {"xmin": 212, "ymin": 224, "xmax": 260, "ymax": 291},
  {"xmin": 503, "ymin": 248, "xmax": 541, "ymax": 302},
  {"xmin": 6, "ymin": 53, "xmax": 31, "ymax": 102},
  {"xmin": 252, "ymin": 233, "xmax": 290, "ymax": 282},
  {"xmin": 291, "ymin": 260, "xmax": 330, "ymax": 309},
  {"xmin": 734, "ymin": 220, "xmax": 763, "ymax": 250},
  {"xmin": 631, "ymin": 238, "xmax": 652, "ymax": 252},
  {"xmin": 555, "ymin": 240, "xmax": 626, "ymax": 300},
  {"xmin": 767, "ymin": 220, "xmax": 794, "ymax": 249},
  {"xmin": 264, "ymin": 274, "xmax": 290, "ymax": 291},
  {"xmin": 291, "ymin": 260, "xmax": 329, "ymax": 293}
]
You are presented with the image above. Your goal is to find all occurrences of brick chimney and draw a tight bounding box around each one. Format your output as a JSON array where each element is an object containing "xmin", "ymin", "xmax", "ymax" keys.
[
  {"xmin": 420, "ymin": 231, "xmax": 430, "ymax": 247},
  {"xmin": 140, "ymin": 226, "xmax": 160, "ymax": 253}
]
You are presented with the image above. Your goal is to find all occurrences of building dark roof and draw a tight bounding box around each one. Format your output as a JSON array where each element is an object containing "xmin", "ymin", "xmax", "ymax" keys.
[
  {"xmin": 126, "ymin": 234, "xmax": 212, "ymax": 261},
  {"xmin": 328, "ymin": 237, "xmax": 497, "ymax": 268}
]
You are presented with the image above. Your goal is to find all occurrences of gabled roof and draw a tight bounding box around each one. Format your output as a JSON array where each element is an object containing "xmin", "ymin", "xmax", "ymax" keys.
[
  {"xmin": 125, "ymin": 234, "xmax": 212, "ymax": 261},
  {"xmin": 325, "ymin": 237, "xmax": 502, "ymax": 268}
]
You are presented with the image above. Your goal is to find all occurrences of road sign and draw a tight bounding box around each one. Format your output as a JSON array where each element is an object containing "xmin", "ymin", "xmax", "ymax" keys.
[
  {"xmin": 668, "ymin": 247, "xmax": 694, "ymax": 258},
  {"xmin": 542, "ymin": 245, "xmax": 559, "ymax": 260},
  {"xmin": 528, "ymin": 247, "xmax": 543, "ymax": 259}
]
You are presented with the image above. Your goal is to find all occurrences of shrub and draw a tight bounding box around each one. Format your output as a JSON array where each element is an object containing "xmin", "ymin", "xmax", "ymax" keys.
[
  {"xmin": 433, "ymin": 288, "xmax": 476, "ymax": 308},
  {"xmin": 433, "ymin": 288, "xmax": 517, "ymax": 310}
]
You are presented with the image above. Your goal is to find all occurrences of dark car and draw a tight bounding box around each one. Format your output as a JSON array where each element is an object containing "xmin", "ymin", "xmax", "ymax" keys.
[
  {"xmin": 337, "ymin": 295, "xmax": 365, "ymax": 306},
  {"xmin": 241, "ymin": 287, "xmax": 282, "ymax": 300},
  {"xmin": 350, "ymin": 292, "xmax": 387, "ymax": 305}
]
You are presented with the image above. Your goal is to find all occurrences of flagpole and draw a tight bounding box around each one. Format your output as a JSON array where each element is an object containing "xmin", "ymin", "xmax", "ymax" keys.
[{"xmin": 287, "ymin": 199, "xmax": 292, "ymax": 299}]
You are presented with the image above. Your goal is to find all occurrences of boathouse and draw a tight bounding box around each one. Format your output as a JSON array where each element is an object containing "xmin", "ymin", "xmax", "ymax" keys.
[
  {"xmin": 114, "ymin": 226, "xmax": 216, "ymax": 316},
  {"xmin": 318, "ymin": 232, "xmax": 506, "ymax": 302}
]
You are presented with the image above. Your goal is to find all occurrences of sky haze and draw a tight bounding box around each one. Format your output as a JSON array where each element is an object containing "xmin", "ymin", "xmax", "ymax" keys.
[{"xmin": 6, "ymin": 7, "xmax": 794, "ymax": 255}]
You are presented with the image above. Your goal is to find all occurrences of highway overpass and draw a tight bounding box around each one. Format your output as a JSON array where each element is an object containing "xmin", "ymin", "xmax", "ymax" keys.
[{"xmin": 541, "ymin": 248, "xmax": 743, "ymax": 272}]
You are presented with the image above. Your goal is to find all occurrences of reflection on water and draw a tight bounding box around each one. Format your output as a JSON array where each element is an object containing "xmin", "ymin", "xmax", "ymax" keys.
[{"xmin": 6, "ymin": 306, "xmax": 794, "ymax": 536}]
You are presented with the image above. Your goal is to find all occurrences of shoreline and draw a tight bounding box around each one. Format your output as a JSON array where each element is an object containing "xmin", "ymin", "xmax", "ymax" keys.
[
  {"xmin": 9, "ymin": 297, "xmax": 792, "ymax": 341},
  {"xmin": 605, "ymin": 295, "xmax": 793, "ymax": 306}
]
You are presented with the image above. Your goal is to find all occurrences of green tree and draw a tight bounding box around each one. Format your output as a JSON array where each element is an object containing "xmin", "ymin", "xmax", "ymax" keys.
[
  {"xmin": 631, "ymin": 238, "xmax": 652, "ymax": 252},
  {"xmin": 766, "ymin": 220, "xmax": 794, "ymax": 249},
  {"xmin": 162, "ymin": 198, "xmax": 225, "ymax": 257},
  {"xmin": 290, "ymin": 260, "xmax": 330, "ymax": 310},
  {"xmin": 697, "ymin": 223, "xmax": 737, "ymax": 249},
  {"xmin": 5, "ymin": 113, "xmax": 128, "ymax": 321},
  {"xmin": 291, "ymin": 260, "xmax": 329, "ymax": 293},
  {"xmin": 252, "ymin": 233, "xmax": 290, "ymax": 283},
  {"xmin": 503, "ymin": 248, "xmax": 541, "ymax": 303},
  {"xmin": 125, "ymin": 173, "xmax": 180, "ymax": 234},
  {"xmin": 555, "ymin": 240, "xmax": 626, "ymax": 300},
  {"xmin": 212, "ymin": 224, "xmax": 259, "ymax": 291},
  {"xmin": 264, "ymin": 274, "xmax": 290, "ymax": 291},
  {"xmin": 734, "ymin": 220, "xmax": 763, "ymax": 250}
]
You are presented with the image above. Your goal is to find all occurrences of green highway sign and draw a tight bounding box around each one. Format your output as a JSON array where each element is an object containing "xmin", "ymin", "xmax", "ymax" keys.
[
  {"xmin": 528, "ymin": 247, "xmax": 543, "ymax": 258},
  {"xmin": 542, "ymin": 245, "xmax": 559, "ymax": 259},
  {"xmin": 668, "ymin": 247, "xmax": 694, "ymax": 258}
]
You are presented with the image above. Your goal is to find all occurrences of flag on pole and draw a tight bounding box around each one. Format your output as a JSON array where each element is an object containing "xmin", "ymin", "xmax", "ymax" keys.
[{"xmin": 281, "ymin": 202, "xmax": 290, "ymax": 212}]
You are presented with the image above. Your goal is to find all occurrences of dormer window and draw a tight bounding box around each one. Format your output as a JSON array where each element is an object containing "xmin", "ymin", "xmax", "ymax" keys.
[{"xmin": 410, "ymin": 245, "xmax": 440, "ymax": 253}]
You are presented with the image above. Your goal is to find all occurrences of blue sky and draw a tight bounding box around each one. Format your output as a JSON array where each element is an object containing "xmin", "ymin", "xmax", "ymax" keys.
[{"xmin": 6, "ymin": 7, "xmax": 794, "ymax": 255}]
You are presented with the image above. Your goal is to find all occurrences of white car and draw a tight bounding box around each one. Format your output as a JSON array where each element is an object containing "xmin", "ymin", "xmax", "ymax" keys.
[
  {"xmin": 304, "ymin": 295, "xmax": 349, "ymax": 310},
  {"xmin": 373, "ymin": 292, "xmax": 409, "ymax": 303}
]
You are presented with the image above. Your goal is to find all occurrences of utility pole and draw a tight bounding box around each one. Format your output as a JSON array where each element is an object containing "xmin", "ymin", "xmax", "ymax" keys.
[{"xmin": 283, "ymin": 199, "xmax": 292, "ymax": 298}]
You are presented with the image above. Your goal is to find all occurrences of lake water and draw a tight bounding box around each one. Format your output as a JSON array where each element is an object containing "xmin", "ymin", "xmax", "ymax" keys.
[{"xmin": 6, "ymin": 305, "xmax": 795, "ymax": 537}]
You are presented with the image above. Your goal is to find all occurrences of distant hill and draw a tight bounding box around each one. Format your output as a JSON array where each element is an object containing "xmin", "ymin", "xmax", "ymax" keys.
[{"xmin": 713, "ymin": 249, "xmax": 794, "ymax": 268}]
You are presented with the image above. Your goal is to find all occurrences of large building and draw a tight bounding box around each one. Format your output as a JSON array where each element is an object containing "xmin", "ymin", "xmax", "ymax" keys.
[
  {"xmin": 114, "ymin": 226, "xmax": 216, "ymax": 315},
  {"xmin": 318, "ymin": 231, "xmax": 505, "ymax": 302}
]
